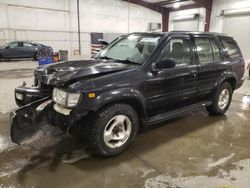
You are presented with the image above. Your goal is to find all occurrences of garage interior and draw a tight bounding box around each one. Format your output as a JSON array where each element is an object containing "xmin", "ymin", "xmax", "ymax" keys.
[{"xmin": 0, "ymin": 0, "xmax": 250, "ymax": 187}]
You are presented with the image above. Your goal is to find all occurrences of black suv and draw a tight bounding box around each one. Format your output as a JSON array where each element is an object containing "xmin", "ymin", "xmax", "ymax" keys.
[{"xmin": 11, "ymin": 32, "xmax": 245, "ymax": 157}]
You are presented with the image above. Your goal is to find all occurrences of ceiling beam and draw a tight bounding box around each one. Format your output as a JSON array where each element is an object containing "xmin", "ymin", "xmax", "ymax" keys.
[
  {"xmin": 122, "ymin": 0, "xmax": 164, "ymax": 13},
  {"xmin": 162, "ymin": 9, "xmax": 169, "ymax": 31},
  {"xmin": 192, "ymin": 0, "xmax": 213, "ymax": 32}
]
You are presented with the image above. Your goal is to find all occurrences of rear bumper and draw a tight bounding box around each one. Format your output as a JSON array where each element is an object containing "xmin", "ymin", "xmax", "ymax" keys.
[
  {"xmin": 235, "ymin": 77, "xmax": 245, "ymax": 90},
  {"xmin": 15, "ymin": 86, "xmax": 51, "ymax": 107}
]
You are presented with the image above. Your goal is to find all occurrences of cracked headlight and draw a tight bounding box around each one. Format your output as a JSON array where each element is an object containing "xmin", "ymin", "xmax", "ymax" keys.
[{"xmin": 53, "ymin": 88, "xmax": 81, "ymax": 108}]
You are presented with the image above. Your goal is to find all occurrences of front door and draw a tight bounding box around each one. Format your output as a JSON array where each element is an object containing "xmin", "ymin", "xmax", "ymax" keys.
[
  {"xmin": 145, "ymin": 36, "xmax": 197, "ymax": 115},
  {"xmin": 1, "ymin": 42, "xmax": 21, "ymax": 58}
]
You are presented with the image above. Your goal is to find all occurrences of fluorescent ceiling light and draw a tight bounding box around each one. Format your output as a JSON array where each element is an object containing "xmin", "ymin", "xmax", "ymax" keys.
[{"xmin": 173, "ymin": 3, "xmax": 180, "ymax": 9}]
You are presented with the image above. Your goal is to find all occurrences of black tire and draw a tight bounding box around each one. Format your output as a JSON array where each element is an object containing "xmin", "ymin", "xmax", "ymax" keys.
[
  {"xmin": 33, "ymin": 53, "xmax": 38, "ymax": 61},
  {"xmin": 88, "ymin": 103, "xmax": 139, "ymax": 157},
  {"xmin": 206, "ymin": 82, "xmax": 233, "ymax": 116}
]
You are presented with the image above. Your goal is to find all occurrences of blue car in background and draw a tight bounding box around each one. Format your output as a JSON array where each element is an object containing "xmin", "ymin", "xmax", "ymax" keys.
[{"xmin": 0, "ymin": 41, "xmax": 52, "ymax": 60}]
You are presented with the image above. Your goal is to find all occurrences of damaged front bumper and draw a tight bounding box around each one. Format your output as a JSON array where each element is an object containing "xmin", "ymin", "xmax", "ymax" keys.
[
  {"xmin": 10, "ymin": 97, "xmax": 88, "ymax": 145},
  {"xmin": 10, "ymin": 97, "xmax": 53, "ymax": 145}
]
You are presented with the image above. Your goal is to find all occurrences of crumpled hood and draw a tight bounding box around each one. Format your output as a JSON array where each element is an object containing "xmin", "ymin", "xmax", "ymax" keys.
[{"xmin": 35, "ymin": 59, "xmax": 137, "ymax": 86}]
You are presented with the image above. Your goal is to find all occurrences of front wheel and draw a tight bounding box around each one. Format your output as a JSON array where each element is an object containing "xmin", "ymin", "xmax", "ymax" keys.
[
  {"xmin": 206, "ymin": 82, "xmax": 233, "ymax": 115},
  {"xmin": 88, "ymin": 103, "xmax": 139, "ymax": 157},
  {"xmin": 33, "ymin": 53, "xmax": 38, "ymax": 61}
]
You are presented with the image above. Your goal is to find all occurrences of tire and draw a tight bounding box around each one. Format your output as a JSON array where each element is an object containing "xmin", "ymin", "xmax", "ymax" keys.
[
  {"xmin": 33, "ymin": 53, "xmax": 38, "ymax": 61},
  {"xmin": 206, "ymin": 82, "xmax": 233, "ymax": 116},
  {"xmin": 88, "ymin": 103, "xmax": 139, "ymax": 157}
]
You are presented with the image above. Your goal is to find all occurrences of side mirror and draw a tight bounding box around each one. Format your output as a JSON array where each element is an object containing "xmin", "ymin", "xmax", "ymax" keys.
[
  {"xmin": 98, "ymin": 39, "xmax": 109, "ymax": 46},
  {"xmin": 5, "ymin": 46, "xmax": 10, "ymax": 49},
  {"xmin": 154, "ymin": 58, "xmax": 176, "ymax": 70}
]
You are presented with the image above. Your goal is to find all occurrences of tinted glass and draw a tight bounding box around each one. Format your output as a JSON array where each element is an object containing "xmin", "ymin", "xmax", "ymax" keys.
[
  {"xmin": 23, "ymin": 42, "xmax": 33, "ymax": 47},
  {"xmin": 210, "ymin": 39, "xmax": 221, "ymax": 61},
  {"xmin": 220, "ymin": 38, "xmax": 241, "ymax": 58},
  {"xmin": 158, "ymin": 38, "xmax": 191, "ymax": 66},
  {"xmin": 195, "ymin": 38, "xmax": 213, "ymax": 64},
  {"xmin": 9, "ymin": 42, "xmax": 18, "ymax": 48}
]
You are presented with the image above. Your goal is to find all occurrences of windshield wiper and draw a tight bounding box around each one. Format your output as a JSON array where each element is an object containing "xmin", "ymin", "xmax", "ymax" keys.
[
  {"xmin": 115, "ymin": 58, "xmax": 141, "ymax": 65},
  {"xmin": 98, "ymin": 56, "xmax": 114, "ymax": 60}
]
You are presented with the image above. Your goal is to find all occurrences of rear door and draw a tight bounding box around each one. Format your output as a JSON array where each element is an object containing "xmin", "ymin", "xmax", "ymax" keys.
[
  {"xmin": 21, "ymin": 42, "xmax": 36, "ymax": 58},
  {"xmin": 145, "ymin": 35, "xmax": 198, "ymax": 114},
  {"xmin": 193, "ymin": 35, "xmax": 229, "ymax": 98}
]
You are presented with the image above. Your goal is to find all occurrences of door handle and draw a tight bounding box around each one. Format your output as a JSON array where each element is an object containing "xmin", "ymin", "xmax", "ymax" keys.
[{"xmin": 190, "ymin": 70, "xmax": 197, "ymax": 77}]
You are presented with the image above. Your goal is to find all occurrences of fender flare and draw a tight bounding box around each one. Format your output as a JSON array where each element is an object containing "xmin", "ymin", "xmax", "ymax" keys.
[
  {"xmin": 214, "ymin": 71, "xmax": 237, "ymax": 90},
  {"xmin": 90, "ymin": 88, "xmax": 147, "ymax": 117}
]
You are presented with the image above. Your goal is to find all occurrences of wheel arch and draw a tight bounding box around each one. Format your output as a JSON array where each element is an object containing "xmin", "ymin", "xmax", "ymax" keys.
[
  {"xmin": 90, "ymin": 89, "xmax": 148, "ymax": 126},
  {"xmin": 223, "ymin": 77, "xmax": 236, "ymax": 90},
  {"xmin": 215, "ymin": 71, "xmax": 237, "ymax": 91}
]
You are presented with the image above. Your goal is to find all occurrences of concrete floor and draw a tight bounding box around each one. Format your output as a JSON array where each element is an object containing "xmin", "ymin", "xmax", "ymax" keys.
[{"xmin": 0, "ymin": 60, "xmax": 250, "ymax": 188}]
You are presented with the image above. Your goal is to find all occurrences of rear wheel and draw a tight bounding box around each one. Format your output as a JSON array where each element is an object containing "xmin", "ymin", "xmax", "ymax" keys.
[
  {"xmin": 88, "ymin": 103, "xmax": 139, "ymax": 157},
  {"xmin": 206, "ymin": 82, "xmax": 233, "ymax": 115}
]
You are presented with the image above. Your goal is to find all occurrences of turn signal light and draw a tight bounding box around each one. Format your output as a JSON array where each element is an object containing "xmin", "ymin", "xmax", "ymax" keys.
[{"xmin": 88, "ymin": 93, "xmax": 96, "ymax": 98}]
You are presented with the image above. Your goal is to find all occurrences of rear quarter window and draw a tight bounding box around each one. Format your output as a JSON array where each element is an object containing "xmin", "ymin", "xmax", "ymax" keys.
[{"xmin": 220, "ymin": 37, "xmax": 241, "ymax": 58}]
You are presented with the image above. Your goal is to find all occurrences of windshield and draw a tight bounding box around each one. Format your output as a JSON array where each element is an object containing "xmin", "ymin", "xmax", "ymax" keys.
[{"xmin": 95, "ymin": 34, "xmax": 162, "ymax": 64}]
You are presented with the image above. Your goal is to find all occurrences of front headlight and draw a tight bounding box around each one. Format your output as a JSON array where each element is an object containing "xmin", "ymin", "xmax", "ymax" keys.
[
  {"xmin": 15, "ymin": 92, "xmax": 24, "ymax": 100},
  {"xmin": 52, "ymin": 88, "xmax": 81, "ymax": 107},
  {"xmin": 53, "ymin": 88, "xmax": 67, "ymax": 106},
  {"xmin": 67, "ymin": 93, "xmax": 81, "ymax": 107}
]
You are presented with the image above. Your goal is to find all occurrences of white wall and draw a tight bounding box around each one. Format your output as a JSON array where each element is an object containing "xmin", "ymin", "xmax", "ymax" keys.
[
  {"xmin": 169, "ymin": 8, "xmax": 206, "ymax": 32},
  {"xmin": 0, "ymin": 0, "xmax": 161, "ymax": 56},
  {"xmin": 210, "ymin": 0, "xmax": 250, "ymax": 32},
  {"xmin": 210, "ymin": 0, "xmax": 250, "ymax": 66}
]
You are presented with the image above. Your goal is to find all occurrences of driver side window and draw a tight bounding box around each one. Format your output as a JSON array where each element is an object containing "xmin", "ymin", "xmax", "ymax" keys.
[
  {"xmin": 158, "ymin": 38, "xmax": 191, "ymax": 66},
  {"xmin": 8, "ymin": 42, "xmax": 18, "ymax": 48}
]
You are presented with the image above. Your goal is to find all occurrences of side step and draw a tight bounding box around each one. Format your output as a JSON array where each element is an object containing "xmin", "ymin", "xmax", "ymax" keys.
[{"xmin": 147, "ymin": 101, "xmax": 212, "ymax": 125}]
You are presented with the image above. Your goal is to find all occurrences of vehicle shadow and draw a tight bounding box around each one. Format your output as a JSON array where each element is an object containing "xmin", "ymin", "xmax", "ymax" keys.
[
  {"xmin": 16, "ymin": 135, "xmax": 90, "ymax": 183},
  {"xmin": 0, "ymin": 58, "xmax": 35, "ymax": 62},
  {"xmin": 16, "ymin": 109, "xmax": 227, "ymax": 183},
  {"xmin": 0, "ymin": 68, "xmax": 34, "ymax": 79}
]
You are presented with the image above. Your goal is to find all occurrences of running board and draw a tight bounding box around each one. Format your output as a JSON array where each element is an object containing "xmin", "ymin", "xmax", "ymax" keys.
[{"xmin": 147, "ymin": 101, "xmax": 212, "ymax": 125}]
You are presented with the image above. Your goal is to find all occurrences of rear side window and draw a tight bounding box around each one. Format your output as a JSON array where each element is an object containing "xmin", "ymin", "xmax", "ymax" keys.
[
  {"xmin": 195, "ymin": 38, "xmax": 213, "ymax": 64},
  {"xmin": 220, "ymin": 37, "xmax": 241, "ymax": 58},
  {"xmin": 23, "ymin": 42, "xmax": 33, "ymax": 47},
  {"xmin": 195, "ymin": 38, "xmax": 222, "ymax": 64}
]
